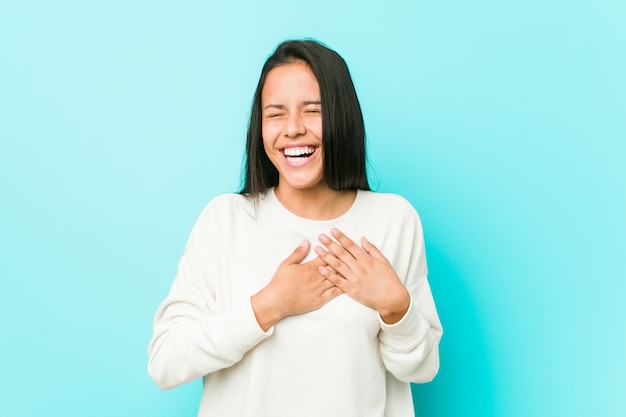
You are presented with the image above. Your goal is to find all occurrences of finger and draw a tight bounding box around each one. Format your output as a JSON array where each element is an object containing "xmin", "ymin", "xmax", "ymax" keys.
[
  {"xmin": 360, "ymin": 236, "xmax": 389, "ymax": 263},
  {"xmin": 318, "ymin": 234, "xmax": 358, "ymax": 270},
  {"xmin": 303, "ymin": 255, "xmax": 327, "ymax": 268},
  {"xmin": 321, "ymin": 285, "xmax": 344, "ymax": 302},
  {"xmin": 283, "ymin": 240, "xmax": 310, "ymax": 265},
  {"xmin": 314, "ymin": 244, "xmax": 351, "ymax": 277},
  {"xmin": 321, "ymin": 278, "xmax": 337, "ymax": 291},
  {"xmin": 318, "ymin": 265, "xmax": 348, "ymax": 290},
  {"xmin": 324, "ymin": 265, "xmax": 338, "ymax": 275},
  {"xmin": 330, "ymin": 228, "xmax": 367, "ymax": 260}
]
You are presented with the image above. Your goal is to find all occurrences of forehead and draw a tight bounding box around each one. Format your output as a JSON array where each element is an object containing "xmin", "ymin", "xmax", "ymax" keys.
[{"xmin": 262, "ymin": 62, "xmax": 320, "ymax": 101}]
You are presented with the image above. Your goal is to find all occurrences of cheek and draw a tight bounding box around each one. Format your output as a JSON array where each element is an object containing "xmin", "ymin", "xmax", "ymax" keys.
[
  {"xmin": 309, "ymin": 118, "xmax": 323, "ymax": 139},
  {"xmin": 261, "ymin": 128, "xmax": 278, "ymax": 161},
  {"xmin": 262, "ymin": 121, "xmax": 281, "ymax": 147}
]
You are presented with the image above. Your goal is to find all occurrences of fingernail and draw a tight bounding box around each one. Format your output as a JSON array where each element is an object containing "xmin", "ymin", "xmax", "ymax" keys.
[
  {"xmin": 319, "ymin": 234, "xmax": 330, "ymax": 244},
  {"xmin": 300, "ymin": 239, "xmax": 308, "ymax": 247},
  {"xmin": 331, "ymin": 228, "xmax": 340, "ymax": 237},
  {"xmin": 314, "ymin": 246, "xmax": 326, "ymax": 255}
]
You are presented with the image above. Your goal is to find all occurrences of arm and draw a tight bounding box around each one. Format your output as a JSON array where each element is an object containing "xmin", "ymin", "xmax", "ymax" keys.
[
  {"xmin": 378, "ymin": 275, "xmax": 442, "ymax": 383},
  {"xmin": 315, "ymin": 214, "xmax": 442, "ymax": 383},
  {"xmin": 377, "ymin": 209, "xmax": 442, "ymax": 383},
  {"xmin": 147, "ymin": 204, "xmax": 271, "ymax": 390},
  {"xmin": 148, "ymin": 202, "xmax": 343, "ymax": 390}
]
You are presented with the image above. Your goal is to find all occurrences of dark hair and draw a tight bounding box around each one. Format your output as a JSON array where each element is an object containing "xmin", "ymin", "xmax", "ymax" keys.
[{"xmin": 240, "ymin": 39, "xmax": 370, "ymax": 196}]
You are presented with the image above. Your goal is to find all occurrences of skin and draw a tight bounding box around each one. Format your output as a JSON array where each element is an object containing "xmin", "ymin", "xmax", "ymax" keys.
[
  {"xmin": 315, "ymin": 229, "xmax": 410, "ymax": 325},
  {"xmin": 259, "ymin": 61, "xmax": 355, "ymax": 220},
  {"xmin": 250, "ymin": 62, "xmax": 410, "ymax": 331},
  {"xmin": 261, "ymin": 62, "xmax": 325, "ymax": 202}
]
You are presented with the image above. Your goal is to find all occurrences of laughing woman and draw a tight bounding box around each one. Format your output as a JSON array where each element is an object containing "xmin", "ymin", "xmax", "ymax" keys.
[{"xmin": 148, "ymin": 39, "xmax": 442, "ymax": 417}]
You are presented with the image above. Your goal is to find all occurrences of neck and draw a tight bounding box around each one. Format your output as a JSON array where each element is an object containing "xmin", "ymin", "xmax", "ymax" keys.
[{"xmin": 274, "ymin": 185, "xmax": 357, "ymax": 220}]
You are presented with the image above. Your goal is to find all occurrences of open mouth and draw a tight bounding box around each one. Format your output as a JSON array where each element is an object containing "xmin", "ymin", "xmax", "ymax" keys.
[{"xmin": 282, "ymin": 145, "xmax": 317, "ymax": 162}]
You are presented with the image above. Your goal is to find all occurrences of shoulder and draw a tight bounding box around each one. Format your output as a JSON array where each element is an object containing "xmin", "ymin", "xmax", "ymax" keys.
[
  {"xmin": 195, "ymin": 193, "xmax": 258, "ymax": 225},
  {"xmin": 357, "ymin": 191, "xmax": 425, "ymax": 235},
  {"xmin": 358, "ymin": 191, "xmax": 421, "ymax": 218},
  {"xmin": 205, "ymin": 193, "xmax": 254, "ymax": 211}
]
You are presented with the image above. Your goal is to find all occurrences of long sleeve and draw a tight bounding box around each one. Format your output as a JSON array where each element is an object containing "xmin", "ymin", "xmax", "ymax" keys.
[
  {"xmin": 377, "ymin": 201, "xmax": 443, "ymax": 383},
  {"xmin": 378, "ymin": 278, "xmax": 442, "ymax": 382},
  {"xmin": 147, "ymin": 201, "xmax": 272, "ymax": 390}
]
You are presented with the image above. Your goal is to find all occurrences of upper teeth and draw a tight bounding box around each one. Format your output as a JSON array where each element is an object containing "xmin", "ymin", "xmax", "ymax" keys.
[{"xmin": 284, "ymin": 146, "xmax": 315, "ymax": 157}]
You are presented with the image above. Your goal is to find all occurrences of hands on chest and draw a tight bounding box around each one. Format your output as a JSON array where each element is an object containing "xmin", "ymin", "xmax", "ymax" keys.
[{"xmin": 250, "ymin": 228, "xmax": 410, "ymax": 331}]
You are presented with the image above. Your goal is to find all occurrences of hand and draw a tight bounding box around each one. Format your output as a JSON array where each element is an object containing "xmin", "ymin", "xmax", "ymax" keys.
[
  {"xmin": 315, "ymin": 228, "xmax": 410, "ymax": 324},
  {"xmin": 251, "ymin": 240, "xmax": 343, "ymax": 331}
]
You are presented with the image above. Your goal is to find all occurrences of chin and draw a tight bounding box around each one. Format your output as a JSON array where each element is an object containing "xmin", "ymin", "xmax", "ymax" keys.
[{"xmin": 280, "ymin": 178, "xmax": 326, "ymax": 193}]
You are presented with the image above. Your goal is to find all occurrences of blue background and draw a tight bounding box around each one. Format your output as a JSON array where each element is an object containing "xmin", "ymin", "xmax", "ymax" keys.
[{"xmin": 1, "ymin": 1, "xmax": 625, "ymax": 416}]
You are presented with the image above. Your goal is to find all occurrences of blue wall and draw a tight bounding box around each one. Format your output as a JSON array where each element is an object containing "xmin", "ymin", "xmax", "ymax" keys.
[{"xmin": 1, "ymin": 1, "xmax": 624, "ymax": 416}]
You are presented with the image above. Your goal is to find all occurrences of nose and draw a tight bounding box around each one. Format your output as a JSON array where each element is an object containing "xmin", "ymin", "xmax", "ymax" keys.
[{"xmin": 284, "ymin": 113, "xmax": 306, "ymax": 138}]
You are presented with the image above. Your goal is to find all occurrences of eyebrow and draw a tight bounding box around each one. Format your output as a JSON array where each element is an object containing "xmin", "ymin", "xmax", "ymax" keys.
[{"xmin": 263, "ymin": 101, "xmax": 321, "ymax": 111}]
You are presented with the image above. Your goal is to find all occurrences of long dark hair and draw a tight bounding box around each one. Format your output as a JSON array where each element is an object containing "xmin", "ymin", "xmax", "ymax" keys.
[{"xmin": 240, "ymin": 39, "xmax": 370, "ymax": 197}]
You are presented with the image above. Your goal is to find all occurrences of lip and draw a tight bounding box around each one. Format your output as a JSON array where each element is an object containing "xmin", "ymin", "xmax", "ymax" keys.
[{"xmin": 280, "ymin": 144, "xmax": 320, "ymax": 167}]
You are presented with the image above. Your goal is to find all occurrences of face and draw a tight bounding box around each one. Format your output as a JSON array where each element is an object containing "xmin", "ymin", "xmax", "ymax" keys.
[{"xmin": 261, "ymin": 61, "xmax": 326, "ymax": 195}]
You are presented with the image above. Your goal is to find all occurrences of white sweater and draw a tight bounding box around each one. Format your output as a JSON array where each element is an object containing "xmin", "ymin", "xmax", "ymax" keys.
[{"xmin": 148, "ymin": 189, "xmax": 442, "ymax": 417}]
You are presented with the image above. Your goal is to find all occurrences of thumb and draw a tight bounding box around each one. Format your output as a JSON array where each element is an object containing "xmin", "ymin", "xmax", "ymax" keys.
[
  {"xmin": 361, "ymin": 236, "xmax": 388, "ymax": 262},
  {"xmin": 283, "ymin": 240, "xmax": 310, "ymax": 265}
]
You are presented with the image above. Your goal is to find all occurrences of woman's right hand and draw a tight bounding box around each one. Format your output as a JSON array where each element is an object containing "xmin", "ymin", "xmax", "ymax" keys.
[{"xmin": 250, "ymin": 240, "xmax": 343, "ymax": 331}]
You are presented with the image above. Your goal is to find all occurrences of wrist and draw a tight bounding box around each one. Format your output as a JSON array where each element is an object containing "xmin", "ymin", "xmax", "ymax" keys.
[
  {"xmin": 250, "ymin": 288, "xmax": 285, "ymax": 331},
  {"xmin": 378, "ymin": 290, "xmax": 410, "ymax": 325}
]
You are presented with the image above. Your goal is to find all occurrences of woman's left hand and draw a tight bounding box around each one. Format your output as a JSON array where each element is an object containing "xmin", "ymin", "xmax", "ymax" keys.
[{"xmin": 315, "ymin": 228, "xmax": 411, "ymax": 324}]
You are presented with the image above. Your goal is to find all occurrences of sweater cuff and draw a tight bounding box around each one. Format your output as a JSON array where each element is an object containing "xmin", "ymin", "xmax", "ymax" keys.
[
  {"xmin": 221, "ymin": 300, "xmax": 274, "ymax": 362},
  {"xmin": 378, "ymin": 296, "xmax": 429, "ymax": 348}
]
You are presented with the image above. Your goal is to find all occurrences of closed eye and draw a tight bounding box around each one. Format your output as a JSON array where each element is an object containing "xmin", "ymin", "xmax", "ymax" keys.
[
  {"xmin": 263, "ymin": 104, "xmax": 286, "ymax": 119},
  {"xmin": 265, "ymin": 111, "xmax": 287, "ymax": 119}
]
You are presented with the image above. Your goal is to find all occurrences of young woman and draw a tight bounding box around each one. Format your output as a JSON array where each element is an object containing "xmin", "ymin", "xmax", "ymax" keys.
[{"xmin": 148, "ymin": 39, "xmax": 442, "ymax": 417}]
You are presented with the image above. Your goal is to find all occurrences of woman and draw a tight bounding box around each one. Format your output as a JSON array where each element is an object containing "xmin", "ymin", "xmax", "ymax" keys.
[{"xmin": 148, "ymin": 39, "xmax": 442, "ymax": 417}]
